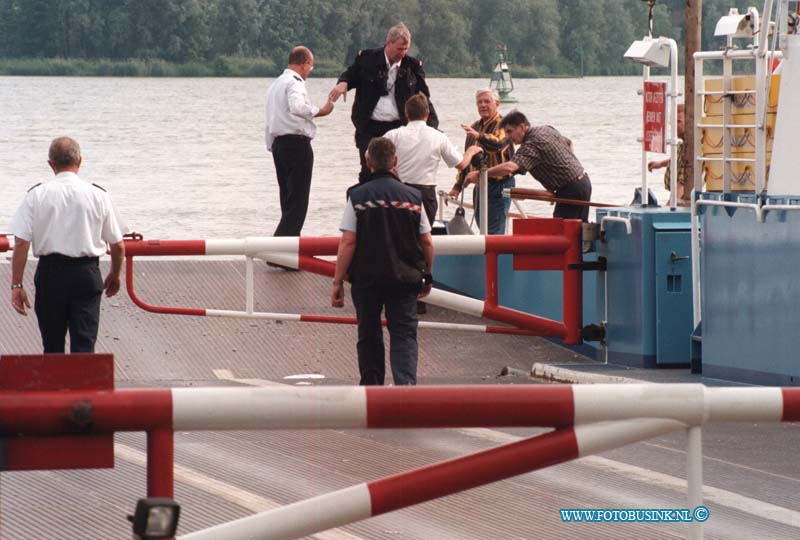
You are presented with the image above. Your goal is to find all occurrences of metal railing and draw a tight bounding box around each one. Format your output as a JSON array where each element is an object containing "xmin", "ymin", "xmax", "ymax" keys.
[{"xmin": 5, "ymin": 362, "xmax": 798, "ymax": 540}]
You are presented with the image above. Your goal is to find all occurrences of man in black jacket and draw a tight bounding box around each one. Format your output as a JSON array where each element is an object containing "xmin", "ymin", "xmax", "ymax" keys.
[
  {"xmin": 331, "ymin": 137, "xmax": 434, "ymax": 385},
  {"xmin": 328, "ymin": 23, "xmax": 438, "ymax": 183}
]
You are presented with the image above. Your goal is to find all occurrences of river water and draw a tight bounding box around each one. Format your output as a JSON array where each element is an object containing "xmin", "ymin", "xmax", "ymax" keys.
[{"xmin": 1, "ymin": 75, "xmax": 677, "ymax": 239}]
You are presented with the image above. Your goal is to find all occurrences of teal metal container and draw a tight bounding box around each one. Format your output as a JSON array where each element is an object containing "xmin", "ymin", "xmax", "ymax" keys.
[{"xmin": 598, "ymin": 206, "xmax": 693, "ymax": 367}]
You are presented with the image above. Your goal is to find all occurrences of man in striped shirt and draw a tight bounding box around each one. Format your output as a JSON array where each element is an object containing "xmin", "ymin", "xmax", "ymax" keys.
[
  {"xmin": 464, "ymin": 110, "xmax": 592, "ymax": 222},
  {"xmin": 449, "ymin": 89, "xmax": 515, "ymax": 234}
]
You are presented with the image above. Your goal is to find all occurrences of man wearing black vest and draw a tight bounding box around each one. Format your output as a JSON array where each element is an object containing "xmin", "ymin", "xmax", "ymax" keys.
[
  {"xmin": 328, "ymin": 23, "xmax": 438, "ymax": 183},
  {"xmin": 331, "ymin": 137, "xmax": 434, "ymax": 385}
]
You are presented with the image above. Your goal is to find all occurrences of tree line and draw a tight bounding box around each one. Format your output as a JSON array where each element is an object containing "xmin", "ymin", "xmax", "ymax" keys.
[{"xmin": 0, "ymin": 0, "xmax": 757, "ymax": 77}]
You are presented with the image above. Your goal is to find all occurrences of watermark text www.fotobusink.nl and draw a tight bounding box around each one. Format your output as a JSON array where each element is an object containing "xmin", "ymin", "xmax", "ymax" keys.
[{"xmin": 559, "ymin": 506, "xmax": 710, "ymax": 523}]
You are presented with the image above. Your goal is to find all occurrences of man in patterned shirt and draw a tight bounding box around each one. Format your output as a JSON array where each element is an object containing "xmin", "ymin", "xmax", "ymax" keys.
[
  {"xmin": 464, "ymin": 110, "xmax": 592, "ymax": 221},
  {"xmin": 449, "ymin": 89, "xmax": 515, "ymax": 234}
]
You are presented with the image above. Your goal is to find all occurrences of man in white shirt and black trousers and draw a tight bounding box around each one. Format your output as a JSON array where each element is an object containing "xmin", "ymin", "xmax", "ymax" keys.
[
  {"xmin": 265, "ymin": 45, "xmax": 333, "ymax": 258},
  {"xmin": 384, "ymin": 93, "xmax": 482, "ymax": 227},
  {"xmin": 9, "ymin": 136, "xmax": 125, "ymax": 353}
]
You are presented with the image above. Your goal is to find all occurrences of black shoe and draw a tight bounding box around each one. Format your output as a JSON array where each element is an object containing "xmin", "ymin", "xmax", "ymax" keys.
[
  {"xmin": 267, "ymin": 262, "xmax": 298, "ymax": 272},
  {"xmin": 417, "ymin": 302, "xmax": 427, "ymax": 315}
]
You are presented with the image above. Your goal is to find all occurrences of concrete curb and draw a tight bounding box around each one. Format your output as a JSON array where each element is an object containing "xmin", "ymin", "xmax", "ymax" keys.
[{"xmin": 530, "ymin": 362, "xmax": 643, "ymax": 385}]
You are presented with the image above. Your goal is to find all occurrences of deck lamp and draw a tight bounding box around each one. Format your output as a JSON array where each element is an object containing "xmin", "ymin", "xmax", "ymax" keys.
[
  {"xmin": 623, "ymin": 37, "xmax": 671, "ymax": 68},
  {"xmin": 623, "ymin": 34, "xmax": 680, "ymax": 207},
  {"xmin": 129, "ymin": 498, "xmax": 181, "ymax": 540},
  {"xmin": 714, "ymin": 8, "xmax": 756, "ymax": 39}
]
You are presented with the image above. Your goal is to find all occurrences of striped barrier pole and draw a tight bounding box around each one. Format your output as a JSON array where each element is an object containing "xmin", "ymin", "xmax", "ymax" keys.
[
  {"xmin": 178, "ymin": 419, "xmax": 686, "ymax": 540},
  {"xmin": 124, "ymin": 257, "xmax": 542, "ymax": 336},
  {"xmin": 3, "ymin": 383, "xmax": 799, "ymax": 540},
  {"xmin": 0, "ymin": 235, "xmax": 11, "ymax": 253},
  {"xmin": 122, "ymin": 226, "xmax": 583, "ymax": 342},
  {"xmin": 4, "ymin": 384, "xmax": 798, "ymax": 434}
]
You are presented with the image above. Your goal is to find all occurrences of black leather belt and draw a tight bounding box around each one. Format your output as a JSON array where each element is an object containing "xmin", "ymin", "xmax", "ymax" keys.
[
  {"xmin": 39, "ymin": 253, "xmax": 99, "ymax": 264},
  {"xmin": 275, "ymin": 134, "xmax": 311, "ymax": 142}
]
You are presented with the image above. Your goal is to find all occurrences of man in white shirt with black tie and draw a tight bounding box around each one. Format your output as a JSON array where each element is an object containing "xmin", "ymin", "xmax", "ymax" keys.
[{"xmin": 265, "ymin": 46, "xmax": 333, "ymax": 252}]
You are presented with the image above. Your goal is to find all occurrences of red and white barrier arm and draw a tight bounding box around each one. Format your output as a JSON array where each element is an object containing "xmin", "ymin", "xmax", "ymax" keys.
[
  {"xmin": 3, "ymin": 384, "xmax": 798, "ymax": 539},
  {"xmin": 123, "ymin": 227, "xmax": 581, "ymax": 340},
  {"xmin": 124, "ymin": 257, "xmax": 539, "ymax": 335},
  {"xmin": 122, "ymin": 235, "xmax": 569, "ymax": 260},
  {"xmin": 168, "ymin": 384, "xmax": 800, "ymax": 430},
  {"xmin": 173, "ymin": 385, "xmax": 800, "ymax": 540},
  {"xmin": 0, "ymin": 235, "xmax": 11, "ymax": 253},
  {"xmin": 4, "ymin": 385, "xmax": 797, "ymax": 436},
  {"xmin": 178, "ymin": 418, "xmax": 685, "ymax": 540}
]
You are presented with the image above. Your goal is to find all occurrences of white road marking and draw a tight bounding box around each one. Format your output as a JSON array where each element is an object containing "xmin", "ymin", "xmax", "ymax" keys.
[
  {"xmin": 642, "ymin": 440, "xmax": 800, "ymax": 483},
  {"xmin": 114, "ymin": 443, "xmax": 366, "ymax": 540},
  {"xmin": 213, "ymin": 368, "xmax": 282, "ymax": 387},
  {"xmin": 454, "ymin": 427, "xmax": 800, "ymax": 529}
]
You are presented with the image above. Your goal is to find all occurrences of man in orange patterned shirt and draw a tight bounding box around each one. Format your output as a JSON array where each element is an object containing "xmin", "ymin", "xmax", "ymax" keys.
[{"xmin": 449, "ymin": 89, "xmax": 515, "ymax": 234}]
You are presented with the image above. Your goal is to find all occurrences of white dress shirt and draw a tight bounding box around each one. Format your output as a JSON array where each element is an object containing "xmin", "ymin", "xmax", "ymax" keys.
[
  {"xmin": 9, "ymin": 172, "xmax": 124, "ymax": 257},
  {"xmin": 265, "ymin": 68, "xmax": 319, "ymax": 151},
  {"xmin": 370, "ymin": 52, "xmax": 401, "ymax": 122},
  {"xmin": 384, "ymin": 121, "xmax": 463, "ymax": 186}
]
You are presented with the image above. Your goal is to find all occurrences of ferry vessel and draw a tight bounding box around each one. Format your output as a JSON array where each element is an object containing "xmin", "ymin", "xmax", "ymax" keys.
[{"xmin": 0, "ymin": 2, "xmax": 799, "ymax": 539}]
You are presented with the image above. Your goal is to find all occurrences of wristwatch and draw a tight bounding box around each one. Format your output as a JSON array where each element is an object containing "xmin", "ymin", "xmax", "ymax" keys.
[
  {"xmin": 332, "ymin": 279, "xmax": 344, "ymax": 286},
  {"xmin": 11, "ymin": 283, "xmax": 23, "ymax": 290}
]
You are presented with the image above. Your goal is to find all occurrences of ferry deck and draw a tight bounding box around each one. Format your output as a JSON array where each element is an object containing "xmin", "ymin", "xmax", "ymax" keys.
[{"xmin": 0, "ymin": 259, "xmax": 797, "ymax": 539}]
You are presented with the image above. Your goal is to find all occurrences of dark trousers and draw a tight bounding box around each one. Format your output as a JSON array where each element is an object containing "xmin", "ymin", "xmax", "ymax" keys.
[
  {"xmin": 351, "ymin": 283, "xmax": 419, "ymax": 386},
  {"xmin": 473, "ymin": 175, "xmax": 516, "ymax": 234},
  {"xmin": 33, "ymin": 255, "xmax": 103, "ymax": 353},
  {"xmin": 272, "ymin": 135, "xmax": 313, "ymax": 236},
  {"xmin": 355, "ymin": 120, "xmax": 403, "ymax": 183},
  {"xmin": 405, "ymin": 184, "xmax": 437, "ymax": 225},
  {"xmin": 554, "ymin": 172, "xmax": 592, "ymax": 222}
]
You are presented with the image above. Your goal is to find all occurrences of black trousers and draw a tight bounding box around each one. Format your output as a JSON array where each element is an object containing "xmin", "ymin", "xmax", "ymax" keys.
[
  {"xmin": 355, "ymin": 119, "xmax": 403, "ymax": 183},
  {"xmin": 351, "ymin": 283, "xmax": 419, "ymax": 386},
  {"xmin": 553, "ymin": 172, "xmax": 592, "ymax": 222},
  {"xmin": 34, "ymin": 254, "xmax": 103, "ymax": 353},
  {"xmin": 405, "ymin": 184, "xmax": 437, "ymax": 225},
  {"xmin": 272, "ymin": 135, "xmax": 314, "ymax": 236}
]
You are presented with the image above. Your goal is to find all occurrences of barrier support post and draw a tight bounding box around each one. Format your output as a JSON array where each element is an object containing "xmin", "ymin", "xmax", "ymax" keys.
[
  {"xmin": 686, "ymin": 425, "xmax": 703, "ymax": 540},
  {"xmin": 246, "ymin": 256, "xmax": 254, "ymax": 314},
  {"xmin": 147, "ymin": 427, "xmax": 174, "ymax": 498},
  {"xmin": 562, "ymin": 220, "xmax": 583, "ymax": 344},
  {"xmin": 485, "ymin": 251, "xmax": 499, "ymax": 308}
]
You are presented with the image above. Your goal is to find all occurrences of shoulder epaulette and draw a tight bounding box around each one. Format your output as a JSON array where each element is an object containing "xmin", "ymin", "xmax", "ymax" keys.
[
  {"xmin": 91, "ymin": 182, "xmax": 107, "ymax": 192},
  {"xmin": 293, "ymin": 75, "xmax": 302, "ymax": 82},
  {"xmin": 27, "ymin": 183, "xmax": 42, "ymax": 192}
]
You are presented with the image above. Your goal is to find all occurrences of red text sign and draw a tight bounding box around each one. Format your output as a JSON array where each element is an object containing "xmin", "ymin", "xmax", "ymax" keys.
[{"xmin": 643, "ymin": 82, "xmax": 666, "ymax": 153}]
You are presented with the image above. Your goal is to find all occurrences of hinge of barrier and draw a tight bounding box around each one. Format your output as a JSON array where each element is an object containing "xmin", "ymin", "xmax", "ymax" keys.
[
  {"xmin": 581, "ymin": 323, "xmax": 606, "ymax": 343},
  {"xmin": 568, "ymin": 256, "xmax": 607, "ymax": 272},
  {"xmin": 0, "ymin": 354, "xmax": 114, "ymax": 471}
]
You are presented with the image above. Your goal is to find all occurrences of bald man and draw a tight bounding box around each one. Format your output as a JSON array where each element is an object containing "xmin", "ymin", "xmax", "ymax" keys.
[
  {"xmin": 9, "ymin": 136, "xmax": 125, "ymax": 353},
  {"xmin": 265, "ymin": 46, "xmax": 334, "ymax": 255}
]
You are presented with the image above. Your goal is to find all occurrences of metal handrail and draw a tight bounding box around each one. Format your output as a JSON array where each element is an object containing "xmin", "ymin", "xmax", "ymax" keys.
[{"xmin": 600, "ymin": 216, "xmax": 633, "ymax": 235}]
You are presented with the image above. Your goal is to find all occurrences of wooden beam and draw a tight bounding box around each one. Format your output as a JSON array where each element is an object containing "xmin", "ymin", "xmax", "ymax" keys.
[{"xmin": 684, "ymin": 0, "xmax": 702, "ymax": 199}]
